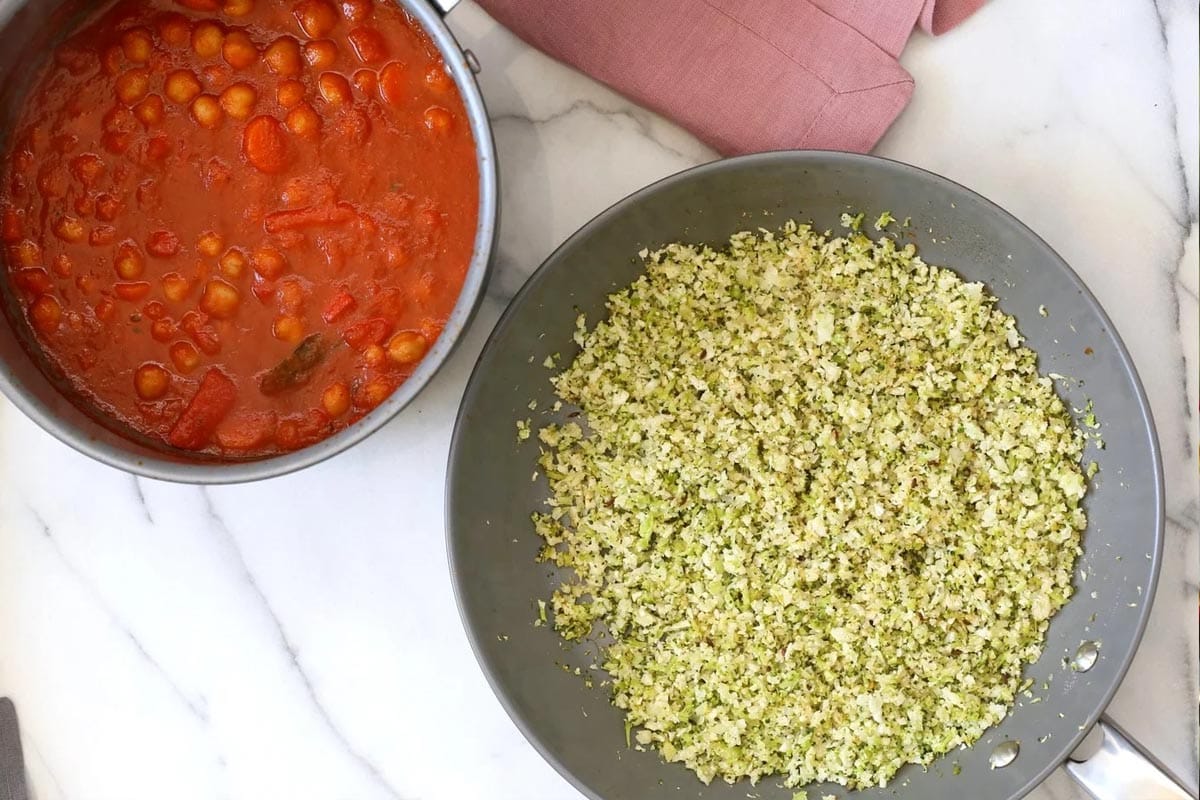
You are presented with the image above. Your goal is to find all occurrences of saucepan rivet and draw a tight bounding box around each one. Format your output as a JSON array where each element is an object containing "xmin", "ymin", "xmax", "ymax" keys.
[
  {"xmin": 463, "ymin": 49, "xmax": 482, "ymax": 74},
  {"xmin": 988, "ymin": 740, "xmax": 1020, "ymax": 769},
  {"xmin": 1071, "ymin": 641, "xmax": 1100, "ymax": 673}
]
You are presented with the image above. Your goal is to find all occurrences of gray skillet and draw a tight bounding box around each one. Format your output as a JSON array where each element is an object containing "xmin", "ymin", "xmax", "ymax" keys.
[{"xmin": 447, "ymin": 152, "xmax": 1190, "ymax": 800}]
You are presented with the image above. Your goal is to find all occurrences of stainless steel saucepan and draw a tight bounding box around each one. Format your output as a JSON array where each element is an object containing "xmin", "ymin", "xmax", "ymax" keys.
[
  {"xmin": 0, "ymin": 0, "xmax": 497, "ymax": 483},
  {"xmin": 447, "ymin": 151, "xmax": 1196, "ymax": 800}
]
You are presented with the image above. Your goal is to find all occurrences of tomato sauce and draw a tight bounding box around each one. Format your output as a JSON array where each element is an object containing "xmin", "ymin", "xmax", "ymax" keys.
[{"xmin": 0, "ymin": 0, "xmax": 478, "ymax": 458}]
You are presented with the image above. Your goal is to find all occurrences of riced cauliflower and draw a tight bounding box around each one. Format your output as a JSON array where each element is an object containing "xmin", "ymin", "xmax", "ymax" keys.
[{"xmin": 531, "ymin": 222, "xmax": 1087, "ymax": 789}]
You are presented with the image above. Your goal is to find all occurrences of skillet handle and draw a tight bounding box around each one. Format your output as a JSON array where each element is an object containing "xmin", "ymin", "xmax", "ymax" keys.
[{"xmin": 1064, "ymin": 717, "xmax": 1197, "ymax": 800}]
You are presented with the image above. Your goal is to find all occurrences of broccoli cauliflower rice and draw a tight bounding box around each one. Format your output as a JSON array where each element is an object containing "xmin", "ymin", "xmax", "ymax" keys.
[{"xmin": 531, "ymin": 221, "xmax": 1088, "ymax": 789}]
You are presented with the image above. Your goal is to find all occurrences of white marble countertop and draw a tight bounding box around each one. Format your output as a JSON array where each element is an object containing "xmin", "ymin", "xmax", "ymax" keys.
[{"xmin": 0, "ymin": 2, "xmax": 1196, "ymax": 799}]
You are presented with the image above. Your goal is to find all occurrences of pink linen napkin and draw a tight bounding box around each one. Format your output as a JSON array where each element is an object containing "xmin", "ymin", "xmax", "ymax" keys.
[{"xmin": 475, "ymin": 0, "xmax": 985, "ymax": 155}]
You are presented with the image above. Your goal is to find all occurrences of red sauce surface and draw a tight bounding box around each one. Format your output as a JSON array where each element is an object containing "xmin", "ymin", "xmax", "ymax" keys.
[{"xmin": 1, "ymin": 0, "xmax": 478, "ymax": 458}]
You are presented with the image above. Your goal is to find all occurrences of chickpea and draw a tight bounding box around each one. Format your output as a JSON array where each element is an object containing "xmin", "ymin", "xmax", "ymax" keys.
[
  {"xmin": 340, "ymin": 0, "xmax": 371, "ymax": 23},
  {"xmin": 53, "ymin": 215, "xmax": 86, "ymax": 243},
  {"xmin": 133, "ymin": 94, "xmax": 165, "ymax": 126},
  {"xmin": 272, "ymin": 278, "xmax": 300, "ymax": 309},
  {"xmin": 1, "ymin": 206, "xmax": 23, "ymax": 242},
  {"xmin": 378, "ymin": 61, "xmax": 405, "ymax": 105},
  {"xmin": 272, "ymin": 314, "xmax": 304, "ymax": 343},
  {"xmin": 276, "ymin": 79, "xmax": 306, "ymax": 109},
  {"xmin": 36, "ymin": 166, "xmax": 67, "ymax": 199},
  {"xmin": 264, "ymin": 37, "xmax": 302, "ymax": 77},
  {"xmin": 303, "ymin": 39, "xmax": 338, "ymax": 69},
  {"xmin": 95, "ymin": 193, "xmax": 122, "ymax": 222},
  {"xmin": 121, "ymin": 28, "xmax": 154, "ymax": 63},
  {"xmin": 318, "ymin": 72, "xmax": 352, "ymax": 106},
  {"xmin": 383, "ymin": 242, "xmax": 407, "ymax": 269},
  {"xmin": 12, "ymin": 266, "xmax": 50, "ymax": 295},
  {"xmin": 29, "ymin": 294, "xmax": 63, "ymax": 334},
  {"xmin": 357, "ymin": 376, "xmax": 392, "ymax": 409},
  {"xmin": 169, "ymin": 341, "xmax": 201, "ymax": 373},
  {"xmin": 93, "ymin": 297, "xmax": 115, "ymax": 321},
  {"xmin": 114, "ymin": 246, "xmax": 145, "ymax": 280},
  {"xmin": 202, "ymin": 64, "xmax": 233, "ymax": 87},
  {"xmin": 199, "ymin": 278, "xmax": 240, "ymax": 319},
  {"xmin": 133, "ymin": 362, "xmax": 171, "ymax": 400},
  {"xmin": 321, "ymin": 381, "xmax": 351, "ymax": 417},
  {"xmin": 52, "ymin": 254, "xmax": 73, "ymax": 277},
  {"xmin": 165, "ymin": 69, "xmax": 202, "ymax": 104},
  {"xmin": 191, "ymin": 94, "xmax": 224, "ymax": 128},
  {"xmin": 143, "ymin": 301, "xmax": 167, "ymax": 319},
  {"xmin": 115, "ymin": 68, "xmax": 151, "ymax": 105},
  {"xmin": 352, "ymin": 69, "xmax": 377, "ymax": 96},
  {"xmin": 192, "ymin": 21, "xmax": 225, "ymax": 58},
  {"xmin": 161, "ymin": 272, "xmax": 191, "ymax": 302},
  {"xmin": 285, "ymin": 102, "xmax": 321, "ymax": 138},
  {"xmin": 274, "ymin": 419, "xmax": 300, "ymax": 450},
  {"xmin": 277, "ymin": 279, "xmax": 305, "ymax": 312},
  {"xmin": 158, "ymin": 13, "xmax": 191, "ymax": 47},
  {"xmin": 251, "ymin": 246, "xmax": 288, "ymax": 280},
  {"xmin": 386, "ymin": 330, "xmax": 428, "ymax": 365},
  {"xmin": 223, "ymin": 0, "xmax": 254, "ymax": 17},
  {"xmin": 74, "ymin": 195, "xmax": 96, "ymax": 216},
  {"xmin": 362, "ymin": 343, "xmax": 386, "ymax": 368},
  {"xmin": 219, "ymin": 248, "xmax": 248, "ymax": 279},
  {"xmin": 11, "ymin": 238, "xmax": 40, "ymax": 266},
  {"xmin": 150, "ymin": 318, "xmax": 176, "ymax": 342},
  {"xmin": 294, "ymin": 0, "xmax": 338, "ymax": 38},
  {"xmin": 69, "ymin": 153, "xmax": 105, "ymax": 185},
  {"xmin": 425, "ymin": 63, "xmax": 453, "ymax": 93},
  {"xmin": 222, "ymin": 30, "xmax": 258, "ymax": 69},
  {"xmin": 423, "ymin": 106, "xmax": 453, "ymax": 135},
  {"xmin": 196, "ymin": 231, "xmax": 224, "ymax": 257},
  {"xmin": 346, "ymin": 25, "xmax": 386, "ymax": 64},
  {"xmin": 219, "ymin": 82, "xmax": 257, "ymax": 120}
]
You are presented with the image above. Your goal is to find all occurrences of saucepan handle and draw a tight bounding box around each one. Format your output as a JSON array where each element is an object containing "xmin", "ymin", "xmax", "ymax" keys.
[
  {"xmin": 428, "ymin": 0, "xmax": 460, "ymax": 15},
  {"xmin": 1064, "ymin": 717, "xmax": 1197, "ymax": 800},
  {"xmin": 421, "ymin": 0, "xmax": 482, "ymax": 73}
]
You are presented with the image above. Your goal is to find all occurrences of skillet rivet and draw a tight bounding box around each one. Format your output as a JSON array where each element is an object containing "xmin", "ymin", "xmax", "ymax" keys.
[
  {"xmin": 989, "ymin": 740, "xmax": 1020, "ymax": 769},
  {"xmin": 1071, "ymin": 641, "xmax": 1100, "ymax": 672}
]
